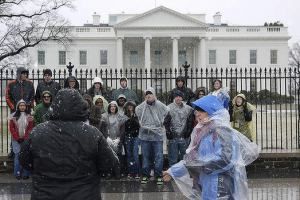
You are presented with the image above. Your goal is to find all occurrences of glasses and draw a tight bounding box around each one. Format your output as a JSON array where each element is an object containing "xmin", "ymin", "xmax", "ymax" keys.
[{"xmin": 43, "ymin": 96, "xmax": 51, "ymax": 99}]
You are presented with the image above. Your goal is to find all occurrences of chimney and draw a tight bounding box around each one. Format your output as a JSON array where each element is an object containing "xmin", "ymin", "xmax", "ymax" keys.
[
  {"xmin": 213, "ymin": 12, "xmax": 221, "ymax": 26},
  {"xmin": 92, "ymin": 12, "xmax": 100, "ymax": 26}
]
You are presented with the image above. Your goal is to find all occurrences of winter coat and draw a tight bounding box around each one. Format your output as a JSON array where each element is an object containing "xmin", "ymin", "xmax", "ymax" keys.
[
  {"xmin": 9, "ymin": 115, "xmax": 34, "ymax": 141},
  {"xmin": 163, "ymin": 102, "xmax": 194, "ymax": 140},
  {"xmin": 33, "ymin": 102, "xmax": 51, "ymax": 125},
  {"xmin": 5, "ymin": 67, "xmax": 35, "ymax": 112},
  {"xmin": 136, "ymin": 99, "xmax": 169, "ymax": 141},
  {"xmin": 230, "ymin": 94, "xmax": 256, "ymax": 141},
  {"xmin": 19, "ymin": 89, "xmax": 119, "ymax": 200},
  {"xmin": 35, "ymin": 80, "xmax": 61, "ymax": 104},
  {"xmin": 111, "ymin": 87, "xmax": 139, "ymax": 104}
]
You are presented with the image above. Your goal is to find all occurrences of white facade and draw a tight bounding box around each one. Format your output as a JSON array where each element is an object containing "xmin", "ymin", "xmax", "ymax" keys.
[{"xmin": 28, "ymin": 6, "xmax": 290, "ymax": 71}]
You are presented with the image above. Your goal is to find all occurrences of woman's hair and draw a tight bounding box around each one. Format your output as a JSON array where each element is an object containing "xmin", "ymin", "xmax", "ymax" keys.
[
  {"xmin": 13, "ymin": 103, "xmax": 30, "ymax": 120},
  {"xmin": 107, "ymin": 102, "xmax": 118, "ymax": 114}
]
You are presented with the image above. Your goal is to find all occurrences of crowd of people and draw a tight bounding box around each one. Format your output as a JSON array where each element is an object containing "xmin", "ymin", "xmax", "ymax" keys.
[{"xmin": 5, "ymin": 67, "xmax": 259, "ymax": 200}]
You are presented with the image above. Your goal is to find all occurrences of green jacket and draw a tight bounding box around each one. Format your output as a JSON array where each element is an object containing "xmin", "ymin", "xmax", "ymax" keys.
[{"xmin": 33, "ymin": 103, "xmax": 51, "ymax": 125}]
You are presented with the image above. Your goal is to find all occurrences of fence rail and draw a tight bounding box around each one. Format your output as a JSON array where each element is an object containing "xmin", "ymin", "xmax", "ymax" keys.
[{"xmin": 1, "ymin": 67, "xmax": 299, "ymax": 154}]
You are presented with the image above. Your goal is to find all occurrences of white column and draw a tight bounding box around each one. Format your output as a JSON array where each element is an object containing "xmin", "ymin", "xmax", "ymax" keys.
[
  {"xmin": 144, "ymin": 36, "xmax": 152, "ymax": 71},
  {"xmin": 198, "ymin": 37, "xmax": 206, "ymax": 68},
  {"xmin": 172, "ymin": 36, "xmax": 179, "ymax": 70},
  {"xmin": 116, "ymin": 37, "xmax": 123, "ymax": 69}
]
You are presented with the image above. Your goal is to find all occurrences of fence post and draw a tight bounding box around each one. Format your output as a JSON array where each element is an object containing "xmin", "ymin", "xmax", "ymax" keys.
[
  {"xmin": 182, "ymin": 61, "xmax": 190, "ymax": 84},
  {"xmin": 66, "ymin": 62, "xmax": 74, "ymax": 76}
]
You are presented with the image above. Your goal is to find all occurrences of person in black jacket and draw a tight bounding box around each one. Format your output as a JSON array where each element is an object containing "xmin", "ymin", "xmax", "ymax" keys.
[
  {"xmin": 19, "ymin": 89, "xmax": 119, "ymax": 200},
  {"xmin": 35, "ymin": 69, "xmax": 61, "ymax": 104},
  {"xmin": 123, "ymin": 101, "xmax": 140, "ymax": 179},
  {"xmin": 167, "ymin": 76, "xmax": 195, "ymax": 106}
]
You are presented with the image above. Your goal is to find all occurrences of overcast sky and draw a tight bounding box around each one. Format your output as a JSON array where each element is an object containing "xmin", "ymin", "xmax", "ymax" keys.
[{"xmin": 61, "ymin": 0, "xmax": 300, "ymax": 45}]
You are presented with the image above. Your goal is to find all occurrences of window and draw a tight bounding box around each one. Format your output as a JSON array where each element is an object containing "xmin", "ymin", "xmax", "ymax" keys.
[
  {"xmin": 130, "ymin": 51, "xmax": 138, "ymax": 66},
  {"xmin": 100, "ymin": 50, "xmax": 108, "ymax": 65},
  {"xmin": 209, "ymin": 50, "xmax": 216, "ymax": 64},
  {"xmin": 80, "ymin": 79, "xmax": 87, "ymax": 93},
  {"xmin": 178, "ymin": 50, "xmax": 186, "ymax": 66},
  {"xmin": 270, "ymin": 50, "xmax": 278, "ymax": 64},
  {"xmin": 59, "ymin": 51, "xmax": 66, "ymax": 65},
  {"xmin": 229, "ymin": 50, "xmax": 237, "ymax": 64},
  {"xmin": 79, "ymin": 51, "xmax": 87, "ymax": 65},
  {"xmin": 154, "ymin": 50, "xmax": 162, "ymax": 66},
  {"xmin": 38, "ymin": 51, "xmax": 45, "ymax": 65},
  {"xmin": 250, "ymin": 50, "xmax": 257, "ymax": 64}
]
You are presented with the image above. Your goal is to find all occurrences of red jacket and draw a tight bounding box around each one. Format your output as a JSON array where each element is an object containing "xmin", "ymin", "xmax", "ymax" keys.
[{"xmin": 9, "ymin": 115, "xmax": 34, "ymax": 141}]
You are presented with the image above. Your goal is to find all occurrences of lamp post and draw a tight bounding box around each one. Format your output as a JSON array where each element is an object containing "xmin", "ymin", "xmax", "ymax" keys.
[
  {"xmin": 66, "ymin": 62, "xmax": 74, "ymax": 77},
  {"xmin": 182, "ymin": 61, "xmax": 190, "ymax": 84}
]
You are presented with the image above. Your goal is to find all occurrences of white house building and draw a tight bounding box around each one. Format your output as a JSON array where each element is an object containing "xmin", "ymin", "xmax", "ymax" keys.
[{"xmin": 28, "ymin": 6, "xmax": 290, "ymax": 71}]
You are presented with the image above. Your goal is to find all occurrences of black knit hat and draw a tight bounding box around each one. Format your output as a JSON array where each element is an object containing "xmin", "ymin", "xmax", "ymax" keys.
[
  {"xmin": 173, "ymin": 90, "xmax": 184, "ymax": 98},
  {"xmin": 43, "ymin": 69, "xmax": 52, "ymax": 76}
]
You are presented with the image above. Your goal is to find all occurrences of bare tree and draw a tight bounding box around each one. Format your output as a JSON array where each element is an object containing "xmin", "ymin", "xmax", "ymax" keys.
[{"xmin": 0, "ymin": 0, "xmax": 74, "ymax": 69}]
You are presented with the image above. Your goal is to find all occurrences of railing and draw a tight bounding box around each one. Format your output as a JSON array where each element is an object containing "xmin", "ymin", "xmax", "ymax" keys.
[{"xmin": 0, "ymin": 67, "xmax": 299, "ymax": 155}]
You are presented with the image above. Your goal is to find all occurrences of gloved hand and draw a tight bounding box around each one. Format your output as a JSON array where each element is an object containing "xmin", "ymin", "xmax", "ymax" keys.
[
  {"xmin": 17, "ymin": 138, "xmax": 24, "ymax": 143},
  {"xmin": 106, "ymin": 137, "xmax": 113, "ymax": 146},
  {"xmin": 113, "ymin": 138, "xmax": 120, "ymax": 146}
]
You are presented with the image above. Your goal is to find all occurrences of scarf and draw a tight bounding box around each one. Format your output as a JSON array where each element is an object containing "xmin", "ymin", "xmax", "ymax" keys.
[{"xmin": 17, "ymin": 112, "xmax": 28, "ymax": 137}]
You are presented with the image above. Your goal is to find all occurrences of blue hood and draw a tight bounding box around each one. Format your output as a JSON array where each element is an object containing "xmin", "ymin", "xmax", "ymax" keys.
[{"xmin": 191, "ymin": 95, "xmax": 223, "ymax": 116}]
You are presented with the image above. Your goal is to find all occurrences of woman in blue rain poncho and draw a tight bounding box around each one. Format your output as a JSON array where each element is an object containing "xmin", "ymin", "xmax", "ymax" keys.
[{"xmin": 163, "ymin": 95, "xmax": 260, "ymax": 200}]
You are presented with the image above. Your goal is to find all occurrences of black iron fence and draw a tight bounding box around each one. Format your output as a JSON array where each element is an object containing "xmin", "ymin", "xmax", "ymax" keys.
[{"xmin": 0, "ymin": 67, "xmax": 299, "ymax": 155}]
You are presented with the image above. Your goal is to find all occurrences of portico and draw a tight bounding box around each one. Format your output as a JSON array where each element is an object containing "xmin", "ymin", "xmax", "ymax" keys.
[{"xmin": 114, "ymin": 6, "xmax": 208, "ymax": 70}]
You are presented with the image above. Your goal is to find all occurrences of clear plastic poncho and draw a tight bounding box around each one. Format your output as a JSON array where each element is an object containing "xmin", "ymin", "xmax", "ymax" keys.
[{"xmin": 168, "ymin": 108, "xmax": 260, "ymax": 200}]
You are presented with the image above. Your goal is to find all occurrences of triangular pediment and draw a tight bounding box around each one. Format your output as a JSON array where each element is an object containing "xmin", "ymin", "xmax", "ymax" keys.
[{"xmin": 115, "ymin": 6, "xmax": 207, "ymax": 28}]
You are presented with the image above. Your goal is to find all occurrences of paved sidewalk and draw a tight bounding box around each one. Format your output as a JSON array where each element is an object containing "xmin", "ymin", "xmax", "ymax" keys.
[{"xmin": 0, "ymin": 173, "xmax": 299, "ymax": 200}]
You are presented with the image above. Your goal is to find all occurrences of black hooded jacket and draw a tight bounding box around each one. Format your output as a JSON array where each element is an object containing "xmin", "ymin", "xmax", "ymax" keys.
[
  {"xmin": 167, "ymin": 76, "xmax": 195, "ymax": 105},
  {"xmin": 19, "ymin": 89, "xmax": 119, "ymax": 200}
]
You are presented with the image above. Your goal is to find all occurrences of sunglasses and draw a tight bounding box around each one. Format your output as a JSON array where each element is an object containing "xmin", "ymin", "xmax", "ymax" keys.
[{"xmin": 43, "ymin": 96, "xmax": 51, "ymax": 99}]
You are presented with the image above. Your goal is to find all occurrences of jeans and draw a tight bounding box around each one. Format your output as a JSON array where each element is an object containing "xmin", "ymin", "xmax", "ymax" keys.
[
  {"xmin": 140, "ymin": 140, "xmax": 163, "ymax": 177},
  {"xmin": 168, "ymin": 137, "xmax": 189, "ymax": 167},
  {"xmin": 124, "ymin": 136, "xmax": 140, "ymax": 174},
  {"xmin": 12, "ymin": 140, "xmax": 30, "ymax": 177}
]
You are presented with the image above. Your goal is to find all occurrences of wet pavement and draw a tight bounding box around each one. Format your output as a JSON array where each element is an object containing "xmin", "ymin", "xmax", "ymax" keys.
[{"xmin": 0, "ymin": 173, "xmax": 299, "ymax": 200}]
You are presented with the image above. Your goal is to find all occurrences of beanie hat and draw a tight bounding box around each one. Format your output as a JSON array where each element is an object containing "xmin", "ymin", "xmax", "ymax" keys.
[
  {"xmin": 173, "ymin": 90, "xmax": 184, "ymax": 98},
  {"xmin": 145, "ymin": 87, "xmax": 156, "ymax": 96},
  {"xmin": 93, "ymin": 77, "xmax": 103, "ymax": 85},
  {"xmin": 42, "ymin": 90, "xmax": 52, "ymax": 97},
  {"xmin": 43, "ymin": 69, "xmax": 52, "ymax": 76},
  {"xmin": 192, "ymin": 95, "xmax": 223, "ymax": 117}
]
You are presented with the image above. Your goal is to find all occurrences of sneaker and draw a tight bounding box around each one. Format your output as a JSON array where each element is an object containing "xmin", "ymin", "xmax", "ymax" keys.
[
  {"xmin": 134, "ymin": 174, "xmax": 140, "ymax": 180},
  {"xmin": 141, "ymin": 177, "xmax": 149, "ymax": 184},
  {"xmin": 156, "ymin": 177, "xmax": 163, "ymax": 185}
]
